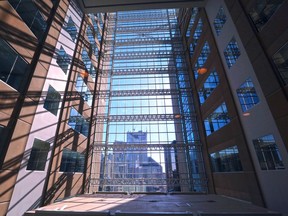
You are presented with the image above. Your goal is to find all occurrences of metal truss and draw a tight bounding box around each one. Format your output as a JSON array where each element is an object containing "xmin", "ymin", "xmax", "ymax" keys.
[
  {"xmin": 107, "ymin": 25, "xmax": 171, "ymax": 33},
  {"xmin": 100, "ymin": 67, "xmax": 181, "ymax": 76},
  {"xmin": 93, "ymin": 143, "xmax": 202, "ymax": 151},
  {"xmin": 96, "ymin": 88, "xmax": 193, "ymax": 98},
  {"xmin": 94, "ymin": 113, "xmax": 196, "ymax": 123},
  {"xmin": 89, "ymin": 178, "xmax": 207, "ymax": 187},
  {"xmin": 105, "ymin": 37, "xmax": 173, "ymax": 46},
  {"xmin": 104, "ymin": 51, "xmax": 185, "ymax": 61},
  {"xmin": 110, "ymin": 13, "xmax": 175, "ymax": 22}
]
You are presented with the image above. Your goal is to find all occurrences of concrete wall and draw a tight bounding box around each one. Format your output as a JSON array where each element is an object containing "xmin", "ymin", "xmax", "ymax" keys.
[
  {"xmin": 205, "ymin": 0, "xmax": 288, "ymax": 212},
  {"xmin": 5, "ymin": 1, "xmax": 78, "ymax": 215}
]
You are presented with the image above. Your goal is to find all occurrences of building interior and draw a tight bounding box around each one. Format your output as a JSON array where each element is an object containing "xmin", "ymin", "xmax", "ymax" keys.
[{"xmin": 0, "ymin": 0, "xmax": 288, "ymax": 215}]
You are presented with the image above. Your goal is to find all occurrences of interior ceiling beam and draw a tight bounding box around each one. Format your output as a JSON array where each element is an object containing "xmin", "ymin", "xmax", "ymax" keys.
[{"xmin": 76, "ymin": 0, "xmax": 206, "ymax": 13}]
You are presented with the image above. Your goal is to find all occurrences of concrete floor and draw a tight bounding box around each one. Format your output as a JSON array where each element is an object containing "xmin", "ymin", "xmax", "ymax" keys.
[{"xmin": 25, "ymin": 193, "xmax": 283, "ymax": 215}]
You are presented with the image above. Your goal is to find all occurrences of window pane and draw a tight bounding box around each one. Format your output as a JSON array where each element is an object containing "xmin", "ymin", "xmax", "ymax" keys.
[
  {"xmin": 82, "ymin": 48, "xmax": 96, "ymax": 79},
  {"xmin": 68, "ymin": 107, "xmax": 90, "ymax": 137},
  {"xmin": 76, "ymin": 74, "xmax": 93, "ymax": 106},
  {"xmin": 253, "ymin": 134, "xmax": 285, "ymax": 170},
  {"xmin": 249, "ymin": 0, "xmax": 284, "ymax": 31},
  {"xmin": 189, "ymin": 18, "xmax": 203, "ymax": 57},
  {"xmin": 27, "ymin": 138, "xmax": 50, "ymax": 171},
  {"xmin": 204, "ymin": 102, "xmax": 230, "ymax": 136},
  {"xmin": 213, "ymin": 6, "xmax": 227, "ymax": 36},
  {"xmin": 8, "ymin": 0, "xmax": 47, "ymax": 40},
  {"xmin": 198, "ymin": 69, "xmax": 220, "ymax": 104},
  {"xmin": 43, "ymin": 85, "xmax": 61, "ymax": 116},
  {"xmin": 210, "ymin": 146, "xmax": 243, "ymax": 172},
  {"xmin": 272, "ymin": 42, "xmax": 288, "ymax": 85},
  {"xmin": 0, "ymin": 38, "xmax": 28, "ymax": 91},
  {"xmin": 56, "ymin": 46, "xmax": 71, "ymax": 74},
  {"xmin": 236, "ymin": 78, "xmax": 260, "ymax": 112},
  {"xmin": 63, "ymin": 16, "xmax": 78, "ymax": 41},
  {"xmin": 194, "ymin": 41, "xmax": 211, "ymax": 79},
  {"xmin": 186, "ymin": 8, "xmax": 199, "ymax": 38},
  {"xmin": 60, "ymin": 148, "xmax": 85, "ymax": 173},
  {"xmin": 224, "ymin": 37, "xmax": 240, "ymax": 68}
]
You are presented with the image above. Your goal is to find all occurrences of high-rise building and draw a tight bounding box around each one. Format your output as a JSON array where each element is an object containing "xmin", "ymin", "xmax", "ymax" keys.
[{"xmin": 0, "ymin": 0, "xmax": 288, "ymax": 215}]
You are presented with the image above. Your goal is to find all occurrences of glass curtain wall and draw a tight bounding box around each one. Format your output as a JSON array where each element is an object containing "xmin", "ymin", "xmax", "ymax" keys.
[{"xmin": 91, "ymin": 9, "xmax": 207, "ymax": 193}]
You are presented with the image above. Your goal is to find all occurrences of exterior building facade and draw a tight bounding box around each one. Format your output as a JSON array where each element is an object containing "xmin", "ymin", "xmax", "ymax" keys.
[{"xmin": 0, "ymin": 0, "xmax": 287, "ymax": 215}]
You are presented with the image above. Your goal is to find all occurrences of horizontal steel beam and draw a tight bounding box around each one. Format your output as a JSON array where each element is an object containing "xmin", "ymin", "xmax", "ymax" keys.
[
  {"xmin": 94, "ymin": 113, "xmax": 197, "ymax": 122},
  {"xmin": 93, "ymin": 143, "xmax": 202, "ymax": 151}
]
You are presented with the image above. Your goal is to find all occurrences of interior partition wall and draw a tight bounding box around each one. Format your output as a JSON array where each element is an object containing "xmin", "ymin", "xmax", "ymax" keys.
[{"xmin": 90, "ymin": 9, "xmax": 207, "ymax": 193}]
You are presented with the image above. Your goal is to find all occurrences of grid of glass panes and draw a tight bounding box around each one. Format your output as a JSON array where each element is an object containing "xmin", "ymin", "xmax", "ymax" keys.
[
  {"xmin": 68, "ymin": 107, "xmax": 89, "ymax": 136},
  {"xmin": 186, "ymin": 8, "xmax": 199, "ymax": 38},
  {"xmin": 236, "ymin": 78, "xmax": 260, "ymax": 112},
  {"xmin": 253, "ymin": 134, "xmax": 284, "ymax": 170},
  {"xmin": 198, "ymin": 69, "xmax": 220, "ymax": 104},
  {"xmin": 213, "ymin": 6, "xmax": 227, "ymax": 36},
  {"xmin": 92, "ymin": 9, "xmax": 207, "ymax": 193},
  {"xmin": 63, "ymin": 16, "xmax": 78, "ymax": 41},
  {"xmin": 60, "ymin": 148, "xmax": 85, "ymax": 173},
  {"xmin": 82, "ymin": 48, "xmax": 97, "ymax": 80},
  {"xmin": 43, "ymin": 85, "xmax": 61, "ymax": 115},
  {"xmin": 272, "ymin": 42, "xmax": 288, "ymax": 85},
  {"xmin": 204, "ymin": 102, "xmax": 230, "ymax": 136},
  {"xmin": 56, "ymin": 46, "xmax": 71, "ymax": 74},
  {"xmin": 224, "ymin": 37, "xmax": 240, "ymax": 68},
  {"xmin": 75, "ymin": 75, "xmax": 93, "ymax": 106},
  {"xmin": 27, "ymin": 138, "xmax": 50, "ymax": 171},
  {"xmin": 189, "ymin": 18, "xmax": 203, "ymax": 57},
  {"xmin": 0, "ymin": 38, "xmax": 28, "ymax": 91},
  {"xmin": 8, "ymin": 0, "xmax": 47, "ymax": 40},
  {"xmin": 194, "ymin": 41, "xmax": 210, "ymax": 79},
  {"xmin": 86, "ymin": 25, "xmax": 99, "ymax": 57},
  {"xmin": 249, "ymin": 0, "xmax": 284, "ymax": 31},
  {"xmin": 210, "ymin": 145, "xmax": 242, "ymax": 172}
]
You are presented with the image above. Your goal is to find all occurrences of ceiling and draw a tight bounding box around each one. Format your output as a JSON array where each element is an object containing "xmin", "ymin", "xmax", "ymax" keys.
[{"xmin": 76, "ymin": 0, "xmax": 206, "ymax": 13}]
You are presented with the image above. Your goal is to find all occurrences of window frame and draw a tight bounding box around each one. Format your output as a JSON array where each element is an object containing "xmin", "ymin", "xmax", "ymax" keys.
[
  {"xmin": 253, "ymin": 134, "xmax": 285, "ymax": 170},
  {"xmin": 224, "ymin": 37, "xmax": 241, "ymax": 68},
  {"xmin": 213, "ymin": 6, "xmax": 227, "ymax": 36},
  {"xmin": 26, "ymin": 138, "xmax": 50, "ymax": 171},
  {"xmin": 236, "ymin": 78, "xmax": 260, "ymax": 112}
]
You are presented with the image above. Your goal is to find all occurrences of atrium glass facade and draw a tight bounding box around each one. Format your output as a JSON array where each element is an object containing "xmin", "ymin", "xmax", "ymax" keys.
[{"xmin": 91, "ymin": 9, "xmax": 207, "ymax": 193}]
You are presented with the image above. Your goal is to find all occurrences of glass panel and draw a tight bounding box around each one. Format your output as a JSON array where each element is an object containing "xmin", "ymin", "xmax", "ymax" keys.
[
  {"xmin": 56, "ymin": 46, "xmax": 71, "ymax": 74},
  {"xmin": 236, "ymin": 78, "xmax": 260, "ymax": 112},
  {"xmin": 63, "ymin": 16, "xmax": 78, "ymax": 41},
  {"xmin": 249, "ymin": 0, "xmax": 284, "ymax": 31},
  {"xmin": 27, "ymin": 138, "xmax": 50, "ymax": 171},
  {"xmin": 75, "ymin": 74, "xmax": 93, "ymax": 106},
  {"xmin": 189, "ymin": 18, "xmax": 203, "ymax": 57},
  {"xmin": 82, "ymin": 48, "xmax": 96, "ymax": 80},
  {"xmin": 8, "ymin": 0, "xmax": 47, "ymax": 40},
  {"xmin": 213, "ymin": 6, "xmax": 227, "ymax": 36},
  {"xmin": 186, "ymin": 8, "xmax": 199, "ymax": 38},
  {"xmin": 204, "ymin": 102, "xmax": 230, "ymax": 136},
  {"xmin": 253, "ymin": 134, "xmax": 285, "ymax": 170},
  {"xmin": 210, "ymin": 146, "xmax": 243, "ymax": 172},
  {"xmin": 60, "ymin": 148, "xmax": 85, "ymax": 173},
  {"xmin": 0, "ymin": 38, "xmax": 28, "ymax": 91},
  {"xmin": 272, "ymin": 42, "xmax": 288, "ymax": 85},
  {"xmin": 194, "ymin": 41, "xmax": 210, "ymax": 79},
  {"xmin": 198, "ymin": 69, "xmax": 220, "ymax": 104},
  {"xmin": 43, "ymin": 85, "xmax": 61, "ymax": 116},
  {"xmin": 224, "ymin": 37, "xmax": 240, "ymax": 68},
  {"xmin": 68, "ymin": 107, "xmax": 89, "ymax": 137}
]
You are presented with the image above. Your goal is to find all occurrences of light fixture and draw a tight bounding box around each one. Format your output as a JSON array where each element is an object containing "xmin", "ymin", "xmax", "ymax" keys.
[
  {"xmin": 197, "ymin": 67, "xmax": 208, "ymax": 75},
  {"xmin": 80, "ymin": 70, "xmax": 89, "ymax": 78},
  {"xmin": 175, "ymin": 114, "xmax": 181, "ymax": 119}
]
